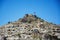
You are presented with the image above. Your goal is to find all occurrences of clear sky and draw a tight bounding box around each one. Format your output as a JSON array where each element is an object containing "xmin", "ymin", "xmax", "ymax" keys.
[{"xmin": 0, "ymin": 0, "xmax": 60, "ymax": 26}]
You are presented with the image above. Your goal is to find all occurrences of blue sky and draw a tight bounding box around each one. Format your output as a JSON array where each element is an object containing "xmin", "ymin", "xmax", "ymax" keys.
[{"xmin": 0, "ymin": 0, "xmax": 60, "ymax": 26}]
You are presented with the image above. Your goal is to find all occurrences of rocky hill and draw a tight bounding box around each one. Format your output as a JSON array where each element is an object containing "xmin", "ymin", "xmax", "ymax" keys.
[
  {"xmin": 12, "ymin": 14, "xmax": 60, "ymax": 28},
  {"xmin": 0, "ymin": 14, "xmax": 60, "ymax": 40}
]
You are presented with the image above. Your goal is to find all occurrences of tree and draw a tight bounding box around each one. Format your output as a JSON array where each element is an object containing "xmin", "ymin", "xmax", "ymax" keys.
[
  {"xmin": 17, "ymin": 33, "xmax": 21, "ymax": 40},
  {"xmin": 25, "ymin": 14, "xmax": 28, "ymax": 17},
  {"xmin": 8, "ymin": 21, "xmax": 11, "ymax": 24}
]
